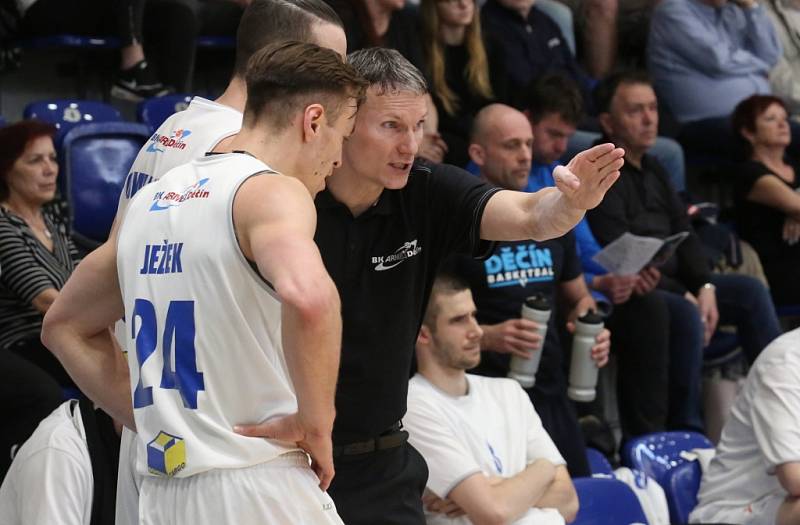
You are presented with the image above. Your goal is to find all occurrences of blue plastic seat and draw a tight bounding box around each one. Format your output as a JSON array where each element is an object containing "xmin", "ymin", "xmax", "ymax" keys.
[
  {"xmin": 196, "ymin": 35, "xmax": 235, "ymax": 48},
  {"xmin": 586, "ymin": 447, "xmax": 614, "ymax": 475},
  {"xmin": 137, "ymin": 94, "xmax": 194, "ymax": 134},
  {"xmin": 572, "ymin": 477, "xmax": 649, "ymax": 525},
  {"xmin": 621, "ymin": 431, "xmax": 713, "ymax": 486},
  {"xmin": 61, "ymin": 122, "xmax": 150, "ymax": 246},
  {"xmin": 663, "ymin": 460, "xmax": 702, "ymax": 524},
  {"xmin": 16, "ymin": 34, "xmax": 121, "ymax": 50},
  {"xmin": 24, "ymin": 99, "xmax": 123, "ymax": 148}
]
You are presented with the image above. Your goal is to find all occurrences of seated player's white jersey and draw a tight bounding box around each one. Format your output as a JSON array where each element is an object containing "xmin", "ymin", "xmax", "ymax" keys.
[
  {"xmin": 117, "ymin": 152, "xmax": 299, "ymax": 478},
  {"xmin": 116, "ymin": 96, "xmax": 243, "ymax": 222}
]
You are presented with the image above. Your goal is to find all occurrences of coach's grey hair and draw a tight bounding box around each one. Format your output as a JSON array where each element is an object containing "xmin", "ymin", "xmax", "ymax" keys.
[{"xmin": 347, "ymin": 48, "xmax": 428, "ymax": 95}]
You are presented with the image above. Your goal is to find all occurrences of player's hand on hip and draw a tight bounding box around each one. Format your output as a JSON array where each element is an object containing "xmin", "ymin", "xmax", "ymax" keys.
[
  {"xmin": 556, "ymin": 143, "xmax": 625, "ymax": 210},
  {"xmin": 234, "ymin": 413, "xmax": 336, "ymax": 490}
]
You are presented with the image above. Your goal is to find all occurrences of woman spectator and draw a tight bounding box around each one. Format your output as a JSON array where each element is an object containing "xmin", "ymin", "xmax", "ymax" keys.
[
  {"xmin": 0, "ymin": 120, "xmax": 80, "ymax": 387},
  {"xmin": 733, "ymin": 95, "xmax": 800, "ymax": 305},
  {"xmin": 325, "ymin": 0, "xmax": 424, "ymax": 68},
  {"xmin": 420, "ymin": 0, "xmax": 507, "ymax": 167}
]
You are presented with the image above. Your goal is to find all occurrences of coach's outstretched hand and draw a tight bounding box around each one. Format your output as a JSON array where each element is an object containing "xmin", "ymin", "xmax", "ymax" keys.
[
  {"xmin": 235, "ymin": 413, "xmax": 335, "ymax": 490},
  {"xmin": 554, "ymin": 143, "xmax": 625, "ymax": 210}
]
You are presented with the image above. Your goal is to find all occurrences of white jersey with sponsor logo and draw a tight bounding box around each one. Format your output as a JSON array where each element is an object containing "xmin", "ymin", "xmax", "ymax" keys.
[
  {"xmin": 117, "ymin": 152, "xmax": 299, "ymax": 478},
  {"xmin": 116, "ymin": 96, "xmax": 243, "ymax": 223}
]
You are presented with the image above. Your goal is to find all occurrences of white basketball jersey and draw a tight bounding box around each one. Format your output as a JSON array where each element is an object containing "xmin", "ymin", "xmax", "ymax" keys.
[
  {"xmin": 116, "ymin": 97, "xmax": 243, "ymax": 223},
  {"xmin": 117, "ymin": 152, "xmax": 299, "ymax": 478}
]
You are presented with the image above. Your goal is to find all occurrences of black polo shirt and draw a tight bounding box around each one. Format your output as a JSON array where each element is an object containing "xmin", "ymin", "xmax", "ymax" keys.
[{"xmin": 314, "ymin": 161, "xmax": 500, "ymax": 443}]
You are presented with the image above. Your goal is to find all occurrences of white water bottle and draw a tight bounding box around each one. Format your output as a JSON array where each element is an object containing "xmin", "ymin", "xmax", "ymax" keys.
[
  {"xmin": 567, "ymin": 310, "xmax": 605, "ymax": 402},
  {"xmin": 507, "ymin": 294, "xmax": 551, "ymax": 388}
]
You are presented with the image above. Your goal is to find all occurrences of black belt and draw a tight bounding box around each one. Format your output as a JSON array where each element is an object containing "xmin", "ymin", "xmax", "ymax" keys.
[{"xmin": 333, "ymin": 421, "xmax": 408, "ymax": 458}]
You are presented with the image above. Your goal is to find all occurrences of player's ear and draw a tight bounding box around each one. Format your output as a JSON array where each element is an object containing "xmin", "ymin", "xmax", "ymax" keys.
[
  {"xmin": 303, "ymin": 104, "xmax": 325, "ymax": 142},
  {"xmin": 417, "ymin": 325, "xmax": 432, "ymax": 346}
]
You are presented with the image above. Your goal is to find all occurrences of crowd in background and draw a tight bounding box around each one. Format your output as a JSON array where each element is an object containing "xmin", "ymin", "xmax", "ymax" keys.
[{"xmin": 2, "ymin": 0, "xmax": 800, "ymax": 523}]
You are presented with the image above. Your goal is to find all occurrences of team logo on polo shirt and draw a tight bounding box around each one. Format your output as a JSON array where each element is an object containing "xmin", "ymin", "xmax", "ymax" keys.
[{"xmin": 372, "ymin": 239, "xmax": 423, "ymax": 271}]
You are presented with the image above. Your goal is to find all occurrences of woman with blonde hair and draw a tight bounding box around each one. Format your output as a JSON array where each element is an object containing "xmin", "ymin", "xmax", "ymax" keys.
[{"xmin": 421, "ymin": 0, "xmax": 507, "ymax": 166}]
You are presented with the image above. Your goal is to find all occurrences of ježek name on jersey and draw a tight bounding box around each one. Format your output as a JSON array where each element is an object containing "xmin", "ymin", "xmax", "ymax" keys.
[{"xmin": 139, "ymin": 240, "xmax": 184, "ymax": 275}]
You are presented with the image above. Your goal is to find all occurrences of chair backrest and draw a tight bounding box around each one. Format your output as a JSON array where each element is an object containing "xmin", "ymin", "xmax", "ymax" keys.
[
  {"xmin": 195, "ymin": 35, "xmax": 235, "ymax": 48},
  {"xmin": 572, "ymin": 477, "xmax": 648, "ymax": 525},
  {"xmin": 663, "ymin": 460, "xmax": 702, "ymax": 524},
  {"xmin": 586, "ymin": 447, "xmax": 614, "ymax": 475},
  {"xmin": 61, "ymin": 122, "xmax": 150, "ymax": 245},
  {"xmin": 16, "ymin": 34, "xmax": 121, "ymax": 49},
  {"xmin": 137, "ymin": 94, "xmax": 194, "ymax": 134},
  {"xmin": 621, "ymin": 431, "xmax": 713, "ymax": 486},
  {"xmin": 24, "ymin": 99, "xmax": 123, "ymax": 147}
]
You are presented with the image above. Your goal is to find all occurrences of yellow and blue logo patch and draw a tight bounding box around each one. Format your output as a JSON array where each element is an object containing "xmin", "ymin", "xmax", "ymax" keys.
[{"xmin": 147, "ymin": 431, "xmax": 186, "ymax": 476}]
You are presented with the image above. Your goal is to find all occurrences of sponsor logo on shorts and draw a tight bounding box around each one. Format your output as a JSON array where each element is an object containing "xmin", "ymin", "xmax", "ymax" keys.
[
  {"xmin": 372, "ymin": 240, "xmax": 422, "ymax": 271},
  {"xmin": 146, "ymin": 129, "xmax": 192, "ymax": 153},
  {"xmin": 147, "ymin": 431, "xmax": 186, "ymax": 476},
  {"xmin": 149, "ymin": 178, "xmax": 210, "ymax": 211}
]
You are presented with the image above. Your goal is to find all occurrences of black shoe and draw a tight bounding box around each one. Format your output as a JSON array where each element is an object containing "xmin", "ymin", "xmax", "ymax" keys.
[{"xmin": 111, "ymin": 60, "xmax": 171, "ymax": 102}]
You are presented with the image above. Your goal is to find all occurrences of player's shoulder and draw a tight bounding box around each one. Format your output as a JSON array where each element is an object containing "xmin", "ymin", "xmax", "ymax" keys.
[{"xmin": 15, "ymin": 401, "xmax": 86, "ymax": 460}]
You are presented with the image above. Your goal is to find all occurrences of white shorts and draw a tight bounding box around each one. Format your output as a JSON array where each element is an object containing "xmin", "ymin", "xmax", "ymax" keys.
[
  {"xmin": 138, "ymin": 452, "xmax": 344, "ymax": 525},
  {"xmin": 690, "ymin": 492, "xmax": 785, "ymax": 525},
  {"xmin": 116, "ymin": 427, "xmax": 142, "ymax": 525}
]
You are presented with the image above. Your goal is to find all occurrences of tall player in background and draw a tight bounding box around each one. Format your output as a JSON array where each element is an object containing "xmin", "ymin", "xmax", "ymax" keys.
[
  {"xmin": 115, "ymin": 0, "xmax": 346, "ymax": 222},
  {"xmin": 110, "ymin": 1, "xmax": 347, "ymax": 521},
  {"xmin": 42, "ymin": 41, "xmax": 367, "ymax": 524}
]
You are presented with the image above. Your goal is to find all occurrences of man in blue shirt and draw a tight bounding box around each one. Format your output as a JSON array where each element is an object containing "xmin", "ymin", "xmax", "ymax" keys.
[{"xmin": 648, "ymin": 0, "xmax": 792, "ymax": 158}]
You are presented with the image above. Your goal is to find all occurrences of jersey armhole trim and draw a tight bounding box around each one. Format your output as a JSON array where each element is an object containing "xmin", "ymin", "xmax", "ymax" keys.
[{"xmin": 227, "ymin": 170, "xmax": 280, "ymax": 301}]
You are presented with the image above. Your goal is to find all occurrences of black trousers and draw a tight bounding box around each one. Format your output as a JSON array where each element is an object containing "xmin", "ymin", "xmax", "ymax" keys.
[
  {"xmin": 528, "ymin": 390, "xmax": 591, "ymax": 478},
  {"xmin": 21, "ymin": 0, "xmax": 145, "ymax": 46},
  {"xmin": 0, "ymin": 349, "xmax": 62, "ymax": 479},
  {"xmin": 328, "ymin": 442, "xmax": 428, "ymax": 525},
  {"xmin": 22, "ymin": 0, "xmax": 200, "ymax": 91},
  {"xmin": 606, "ymin": 291, "xmax": 671, "ymax": 440}
]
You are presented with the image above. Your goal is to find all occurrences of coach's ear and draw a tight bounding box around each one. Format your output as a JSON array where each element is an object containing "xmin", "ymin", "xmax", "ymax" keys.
[{"xmin": 302, "ymin": 103, "xmax": 325, "ymax": 142}]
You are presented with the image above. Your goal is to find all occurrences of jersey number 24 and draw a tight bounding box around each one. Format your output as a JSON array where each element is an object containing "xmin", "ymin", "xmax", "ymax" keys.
[{"xmin": 131, "ymin": 299, "xmax": 205, "ymax": 409}]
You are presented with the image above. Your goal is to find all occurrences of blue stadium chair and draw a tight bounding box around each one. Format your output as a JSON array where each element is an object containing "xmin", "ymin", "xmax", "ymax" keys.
[
  {"xmin": 16, "ymin": 35, "xmax": 120, "ymax": 50},
  {"xmin": 137, "ymin": 94, "xmax": 194, "ymax": 134},
  {"xmin": 621, "ymin": 431, "xmax": 713, "ymax": 486},
  {"xmin": 24, "ymin": 99, "xmax": 123, "ymax": 148},
  {"xmin": 196, "ymin": 35, "xmax": 236, "ymax": 48},
  {"xmin": 572, "ymin": 477, "xmax": 649, "ymax": 525},
  {"xmin": 586, "ymin": 447, "xmax": 614, "ymax": 475},
  {"xmin": 61, "ymin": 122, "xmax": 150, "ymax": 246},
  {"xmin": 663, "ymin": 460, "xmax": 702, "ymax": 524}
]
